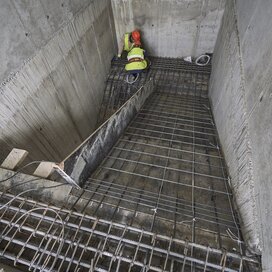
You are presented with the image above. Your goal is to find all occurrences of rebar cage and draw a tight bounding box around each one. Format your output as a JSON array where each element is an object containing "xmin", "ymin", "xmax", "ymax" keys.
[{"xmin": 0, "ymin": 57, "xmax": 260, "ymax": 271}]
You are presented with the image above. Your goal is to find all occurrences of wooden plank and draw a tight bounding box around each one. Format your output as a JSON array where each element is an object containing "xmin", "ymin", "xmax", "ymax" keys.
[
  {"xmin": 33, "ymin": 162, "xmax": 79, "ymax": 189},
  {"xmin": 33, "ymin": 161, "xmax": 57, "ymax": 178},
  {"xmin": 1, "ymin": 148, "xmax": 28, "ymax": 170}
]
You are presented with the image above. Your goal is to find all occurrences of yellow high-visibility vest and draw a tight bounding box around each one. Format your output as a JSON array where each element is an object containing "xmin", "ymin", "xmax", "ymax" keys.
[
  {"xmin": 124, "ymin": 33, "xmax": 134, "ymax": 52},
  {"xmin": 125, "ymin": 47, "xmax": 147, "ymax": 71},
  {"xmin": 127, "ymin": 47, "xmax": 145, "ymax": 60}
]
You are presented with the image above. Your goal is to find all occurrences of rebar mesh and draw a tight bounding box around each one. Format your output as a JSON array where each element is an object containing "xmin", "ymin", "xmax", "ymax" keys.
[
  {"xmin": 0, "ymin": 193, "xmax": 259, "ymax": 271},
  {"xmin": 0, "ymin": 57, "xmax": 260, "ymax": 271}
]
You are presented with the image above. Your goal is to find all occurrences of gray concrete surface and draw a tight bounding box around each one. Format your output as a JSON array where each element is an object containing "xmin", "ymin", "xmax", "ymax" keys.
[
  {"xmin": 209, "ymin": 0, "xmax": 272, "ymax": 270},
  {"xmin": 0, "ymin": 0, "xmax": 91, "ymax": 82},
  {"xmin": 111, "ymin": 0, "xmax": 225, "ymax": 57},
  {"xmin": 0, "ymin": 0, "xmax": 117, "ymax": 163}
]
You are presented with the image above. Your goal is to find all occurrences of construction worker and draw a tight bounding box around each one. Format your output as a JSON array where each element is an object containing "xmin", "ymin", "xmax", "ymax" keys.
[
  {"xmin": 117, "ymin": 30, "xmax": 142, "ymax": 58},
  {"xmin": 117, "ymin": 30, "xmax": 148, "ymax": 84}
]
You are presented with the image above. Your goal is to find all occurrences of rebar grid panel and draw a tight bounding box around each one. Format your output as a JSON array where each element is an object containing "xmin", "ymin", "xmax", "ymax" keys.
[
  {"xmin": 112, "ymin": 57, "xmax": 211, "ymax": 73},
  {"xmin": 0, "ymin": 193, "xmax": 259, "ymax": 272},
  {"xmin": 84, "ymin": 90, "xmax": 240, "ymax": 250},
  {"xmin": 0, "ymin": 58, "xmax": 261, "ymax": 271},
  {"xmin": 97, "ymin": 57, "xmax": 210, "ymax": 126},
  {"xmin": 76, "ymin": 60, "xmax": 258, "ymax": 271}
]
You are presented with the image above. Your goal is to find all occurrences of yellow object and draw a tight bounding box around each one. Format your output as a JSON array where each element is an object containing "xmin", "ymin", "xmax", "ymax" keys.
[
  {"xmin": 125, "ymin": 60, "xmax": 148, "ymax": 71},
  {"xmin": 127, "ymin": 47, "xmax": 144, "ymax": 60},
  {"xmin": 125, "ymin": 47, "xmax": 147, "ymax": 71},
  {"xmin": 124, "ymin": 33, "xmax": 134, "ymax": 52}
]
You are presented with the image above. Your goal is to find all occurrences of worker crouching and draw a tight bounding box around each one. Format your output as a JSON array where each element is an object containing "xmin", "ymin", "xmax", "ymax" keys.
[{"xmin": 117, "ymin": 30, "xmax": 150, "ymax": 83}]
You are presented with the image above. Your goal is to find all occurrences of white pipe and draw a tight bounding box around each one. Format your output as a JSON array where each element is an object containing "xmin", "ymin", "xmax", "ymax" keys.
[{"xmin": 195, "ymin": 54, "xmax": 210, "ymax": 66}]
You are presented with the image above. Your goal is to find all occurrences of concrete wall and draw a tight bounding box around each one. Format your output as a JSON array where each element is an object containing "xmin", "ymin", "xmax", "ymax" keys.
[
  {"xmin": 1, "ymin": 0, "xmax": 92, "ymax": 82},
  {"xmin": 209, "ymin": 0, "xmax": 272, "ymax": 270},
  {"xmin": 111, "ymin": 0, "xmax": 225, "ymax": 57},
  {"xmin": 0, "ymin": 0, "xmax": 117, "ymax": 163}
]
